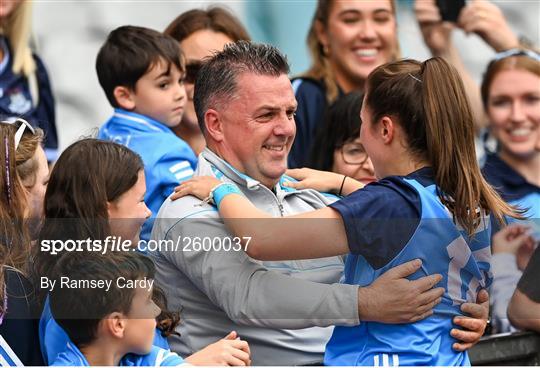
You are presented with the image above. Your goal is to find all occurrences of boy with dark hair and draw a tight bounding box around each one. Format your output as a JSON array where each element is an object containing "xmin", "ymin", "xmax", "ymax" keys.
[
  {"xmin": 96, "ymin": 25, "xmax": 197, "ymax": 241},
  {"xmin": 50, "ymin": 251, "xmax": 186, "ymax": 366}
]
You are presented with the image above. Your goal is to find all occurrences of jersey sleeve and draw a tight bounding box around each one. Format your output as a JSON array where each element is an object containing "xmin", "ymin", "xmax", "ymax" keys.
[
  {"xmin": 34, "ymin": 54, "xmax": 59, "ymax": 161},
  {"xmin": 329, "ymin": 178, "xmax": 421, "ymax": 269},
  {"xmin": 155, "ymin": 143, "xmax": 197, "ymax": 201}
]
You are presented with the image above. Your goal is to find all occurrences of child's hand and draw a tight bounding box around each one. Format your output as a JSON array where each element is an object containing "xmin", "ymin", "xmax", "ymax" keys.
[
  {"xmin": 185, "ymin": 331, "xmax": 251, "ymax": 366},
  {"xmin": 171, "ymin": 176, "xmax": 222, "ymax": 201},
  {"xmin": 283, "ymin": 168, "xmax": 347, "ymax": 193}
]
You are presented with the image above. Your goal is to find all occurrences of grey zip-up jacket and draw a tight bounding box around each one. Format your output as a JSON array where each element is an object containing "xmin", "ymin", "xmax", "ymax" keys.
[{"xmin": 150, "ymin": 149, "xmax": 359, "ymax": 366}]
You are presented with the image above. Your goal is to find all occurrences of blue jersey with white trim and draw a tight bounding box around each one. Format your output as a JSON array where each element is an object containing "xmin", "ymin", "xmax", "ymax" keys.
[
  {"xmin": 325, "ymin": 173, "xmax": 491, "ymax": 366},
  {"xmin": 51, "ymin": 341, "xmax": 185, "ymax": 366},
  {"xmin": 98, "ymin": 109, "xmax": 197, "ymax": 241}
]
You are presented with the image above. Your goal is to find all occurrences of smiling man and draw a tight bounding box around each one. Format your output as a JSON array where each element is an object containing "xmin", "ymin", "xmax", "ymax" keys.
[{"xmin": 150, "ymin": 41, "xmax": 486, "ymax": 366}]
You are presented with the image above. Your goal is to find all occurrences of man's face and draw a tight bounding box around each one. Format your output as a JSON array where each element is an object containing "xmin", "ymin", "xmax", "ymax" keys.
[{"xmin": 216, "ymin": 73, "xmax": 297, "ymax": 187}]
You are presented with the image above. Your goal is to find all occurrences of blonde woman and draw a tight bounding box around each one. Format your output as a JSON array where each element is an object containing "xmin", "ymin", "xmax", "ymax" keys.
[{"xmin": 0, "ymin": 0, "xmax": 58, "ymax": 162}]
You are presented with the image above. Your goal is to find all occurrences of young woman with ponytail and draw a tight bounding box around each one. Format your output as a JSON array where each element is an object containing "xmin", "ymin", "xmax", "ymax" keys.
[{"xmin": 173, "ymin": 57, "xmax": 519, "ymax": 365}]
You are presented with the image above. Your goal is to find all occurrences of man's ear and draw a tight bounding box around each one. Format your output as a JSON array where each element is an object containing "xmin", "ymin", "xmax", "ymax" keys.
[
  {"xmin": 103, "ymin": 312, "xmax": 126, "ymax": 339},
  {"xmin": 113, "ymin": 86, "xmax": 136, "ymax": 110},
  {"xmin": 379, "ymin": 116, "xmax": 395, "ymax": 145},
  {"xmin": 204, "ymin": 109, "xmax": 224, "ymax": 142}
]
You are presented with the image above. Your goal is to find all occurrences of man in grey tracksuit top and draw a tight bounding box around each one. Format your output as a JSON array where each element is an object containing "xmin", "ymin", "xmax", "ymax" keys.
[
  {"xmin": 151, "ymin": 149, "xmax": 357, "ymax": 365},
  {"xmin": 150, "ymin": 42, "xmax": 484, "ymax": 365}
]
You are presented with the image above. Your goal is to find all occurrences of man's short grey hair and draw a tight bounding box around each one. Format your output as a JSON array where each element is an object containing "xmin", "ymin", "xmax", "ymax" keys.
[{"xmin": 193, "ymin": 41, "xmax": 290, "ymax": 134}]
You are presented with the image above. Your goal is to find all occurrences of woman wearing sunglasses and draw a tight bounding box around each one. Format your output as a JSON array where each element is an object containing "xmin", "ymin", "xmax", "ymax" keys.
[
  {"xmin": 164, "ymin": 7, "xmax": 250, "ymax": 155},
  {"xmin": 0, "ymin": 118, "xmax": 48, "ymax": 365}
]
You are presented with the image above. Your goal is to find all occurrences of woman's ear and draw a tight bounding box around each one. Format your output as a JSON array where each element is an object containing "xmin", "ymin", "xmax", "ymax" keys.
[
  {"xmin": 113, "ymin": 86, "xmax": 136, "ymax": 111},
  {"xmin": 314, "ymin": 20, "xmax": 329, "ymax": 55},
  {"xmin": 379, "ymin": 116, "xmax": 395, "ymax": 145},
  {"xmin": 204, "ymin": 109, "xmax": 224, "ymax": 142}
]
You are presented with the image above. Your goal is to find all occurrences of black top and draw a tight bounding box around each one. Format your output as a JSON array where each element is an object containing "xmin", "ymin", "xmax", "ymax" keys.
[{"xmin": 517, "ymin": 246, "xmax": 540, "ymax": 303}]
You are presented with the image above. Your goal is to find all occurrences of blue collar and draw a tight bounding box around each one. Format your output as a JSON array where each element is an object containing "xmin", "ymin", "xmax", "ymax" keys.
[
  {"xmin": 482, "ymin": 153, "xmax": 540, "ymax": 201},
  {"xmin": 112, "ymin": 108, "xmax": 172, "ymax": 134}
]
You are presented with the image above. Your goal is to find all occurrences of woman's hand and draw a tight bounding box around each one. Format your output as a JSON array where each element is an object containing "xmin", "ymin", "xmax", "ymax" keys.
[
  {"xmin": 185, "ymin": 331, "xmax": 251, "ymax": 366},
  {"xmin": 458, "ymin": 0, "xmax": 519, "ymax": 52},
  {"xmin": 283, "ymin": 168, "xmax": 348, "ymax": 193},
  {"xmin": 171, "ymin": 176, "xmax": 222, "ymax": 201},
  {"xmin": 492, "ymin": 223, "xmax": 535, "ymax": 271},
  {"xmin": 414, "ymin": 0, "xmax": 455, "ymax": 56}
]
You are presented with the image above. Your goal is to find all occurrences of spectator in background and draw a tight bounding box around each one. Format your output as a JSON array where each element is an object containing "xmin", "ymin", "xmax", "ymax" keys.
[
  {"xmin": 96, "ymin": 26, "xmax": 197, "ymax": 242},
  {"xmin": 508, "ymin": 245, "xmax": 540, "ymax": 333},
  {"xmin": 0, "ymin": 0, "xmax": 59, "ymax": 162},
  {"xmin": 289, "ymin": 0, "xmax": 399, "ymax": 168},
  {"xmin": 309, "ymin": 92, "xmax": 375, "ymax": 185},
  {"xmin": 480, "ymin": 48, "xmax": 540, "ymax": 333},
  {"xmin": 0, "ymin": 119, "xmax": 47, "ymax": 366},
  {"xmin": 164, "ymin": 7, "xmax": 250, "ymax": 155}
]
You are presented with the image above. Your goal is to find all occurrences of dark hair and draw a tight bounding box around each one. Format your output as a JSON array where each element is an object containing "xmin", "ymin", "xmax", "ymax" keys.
[
  {"xmin": 50, "ymin": 251, "xmax": 155, "ymax": 347},
  {"xmin": 193, "ymin": 41, "xmax": 290, "ymax": 134},
  {"xmin": 35, "ymin": 139, "xmax": 143, "ymax": 287},
  {"xmin": 164, "ymin": 6, "xmax": 250, "ymax": 44},
  {"xmin": 96, "ymin": 25, "xmax": 185, "ymax": 108},
  {"xmin": 310, "ymin": 92, "xmax": 363, "ymax": 171},
  {"xmin": 365, "ymin": 57, "xmax": 519, "ymax": 234}
]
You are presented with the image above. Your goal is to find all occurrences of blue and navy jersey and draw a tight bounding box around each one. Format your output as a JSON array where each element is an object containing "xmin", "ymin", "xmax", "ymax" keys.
[
  {"xmin": 288, "ymin": 78, "xmax": 327, "ymax": 169},
  {"xmin": 40, "ymin": 295, "xmax": 169, "ymax": 364},
  {"xmin": 98, "ymin": 109, "xmax": 197, "ymax": 241},
  {"xmin": 326, "ymin": 167, "xmax": 492, "ymax": 366},
  {"xmin": 0, "ymin": 37, "xmax": 58, "ymax": 161},
  {"xmin": 482, "ymin": 153, "xmax": 540, "ymax": 238},
  {"xmin": 51, "ymin": 341, "xmax": 185, "ymax": 366}
]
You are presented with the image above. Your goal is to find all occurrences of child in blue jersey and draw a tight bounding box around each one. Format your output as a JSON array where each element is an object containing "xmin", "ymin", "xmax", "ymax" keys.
[
  {"xmin": 35, "ymin": 139, "xmax": 251, "ymax": 366},
  {"xmin": 49, "ymin": 251, "xmax": 186, "ymax": 366},
  {"xmin": 174, "ymin": 57, "xmax": 520, "ymax": 365},
  {"xmin": 96, "ymin": 25, "xmax": 197, "ymax": 241}
]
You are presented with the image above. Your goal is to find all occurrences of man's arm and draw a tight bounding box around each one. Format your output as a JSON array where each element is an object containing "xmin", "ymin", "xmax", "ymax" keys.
[{"xmin": 508, "ymin": 289, "xmax": 540, "ymax": 332}]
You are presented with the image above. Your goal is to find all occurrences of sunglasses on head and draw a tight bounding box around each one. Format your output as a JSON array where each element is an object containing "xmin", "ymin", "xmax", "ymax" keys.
[
  {"xmin": 489, "ymin": 48, "xmax": 540, "ymax": 65},
  {"xmin": 185, "ymin": 61, "xmax": 203, "ymax": 84},
  {"xmin": 1, "ymin": 118, "xmax": 36, "ymax": 149}
]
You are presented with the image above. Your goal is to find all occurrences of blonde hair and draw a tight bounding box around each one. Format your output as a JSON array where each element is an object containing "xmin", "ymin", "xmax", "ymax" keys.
[
  {"xmin": 1, "ymin": 1, "xmax": 36, "ymax": 77},
  {"xmin": 302, "ymin": 0, "xmax": 399, "ymax": 103}
]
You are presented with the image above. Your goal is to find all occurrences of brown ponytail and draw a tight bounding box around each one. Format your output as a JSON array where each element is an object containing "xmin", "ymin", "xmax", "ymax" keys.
[{"xmin": 366, "ymin": 58, "xmax": 519, "ymax": 236}]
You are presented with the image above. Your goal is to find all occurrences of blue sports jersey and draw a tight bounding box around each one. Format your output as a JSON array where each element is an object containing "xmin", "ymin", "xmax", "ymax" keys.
[
  {"xmin": 327, "ymin": 168, "xmax": 492, "ymax": 366},
  {"xmin": 98, "ymin": 109, "xmax": 197, "ymax": 241},
  {"xmin": 39, "ymin": 296, "xmax": 169, "ymax": 365},
  {"xmin": 51, "ymin": 341, "xmax": 185, "ymax": 366},
  {"xmin": 482, "ymin": 153, "xmax": 540, "ymax": 240}
]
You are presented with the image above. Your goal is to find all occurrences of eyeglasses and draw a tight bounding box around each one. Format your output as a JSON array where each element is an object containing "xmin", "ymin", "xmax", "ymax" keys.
[
  {"xmin": 490, "ymin": 48, "xmax": 540, "ymax": 64},
  {"xmin": 185, "ymin": 61, "xmax": 203, "ymax": 84},
  {"xmin": 340, "ymin": 142, "xmax": 369, "ymax": 165},
  {"xmin": 1, "ymin": 118, "xmax": 36, "ymax": 149}
]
